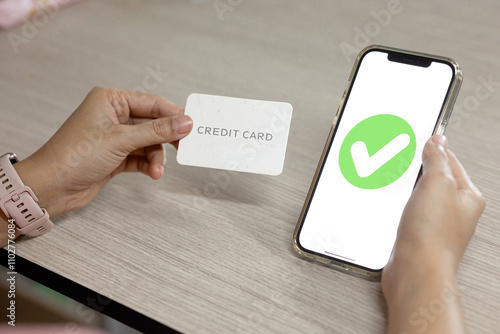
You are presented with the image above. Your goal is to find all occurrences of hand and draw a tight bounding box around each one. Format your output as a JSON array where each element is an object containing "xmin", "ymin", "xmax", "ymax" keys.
[
  {"xmin": 384, "ymin": 135, "xmax": 485, "ymax": 276},
  {"xmin": 13, "ymin": 86, "xmax": 193, "ymax": 218},
  {"xmin": 382, "ymin": 135, "xmax": 485, "ymax": 334}
]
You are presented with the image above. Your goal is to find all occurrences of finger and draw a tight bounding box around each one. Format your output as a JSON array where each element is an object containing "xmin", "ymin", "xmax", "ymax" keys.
[
  {"xmin": 421, "ymin": 135, "xmax": 450, "ymax": 174},
  {"xmin": 129, "ymin": 147, "xmax": 163, "ymax": 157},
  {"xmin": 130, "ymin": 147, "xmax": 146, "ymax": 156},
  {"xmin": 113, "ymin": 147, "xmax": 167, "ymax": 180},
  {"xmin": 415, "ymin": 136, "xmax": 457, "ymax": 192},
  {"xmin": 421, "ymin": 134, "xmax": 447, "ymax": 161},
  {"xmin": 127, "ymin": 146, "xmax": 169, "ymax": 158},
  {"xmin": 122, "ymin": 114, "xmax": 193, "ymax": 152},
  {"xmin": 124, "ymin": 90, "xmax": 184, "ymax": 119},
  {"xmin": 128, "ymin": 115, "xmax": 189, "ymax": 125},
  {"xmin": 144, "ymin": 144, "xmax": 166, "ymax": 180},
  {"xmin": 128, "ymin": 117, "xmax": 155, "ymax": 125},
  {"xmin": 120, "ymin": 156, "xmax": 151, "ymax": 176},
  {"xmin": 93, "ymin": 87, "xmax": 184, "ymax": 123}
]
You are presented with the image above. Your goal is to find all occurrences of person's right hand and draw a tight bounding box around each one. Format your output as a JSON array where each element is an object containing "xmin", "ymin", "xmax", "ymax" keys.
[
  {"xmin": 382, "ymin": 135, "xmax": 485, "ymax": 334},
  {"xmin": 385, "ymin": 135, "xmax": 485, "ymax": 275}
]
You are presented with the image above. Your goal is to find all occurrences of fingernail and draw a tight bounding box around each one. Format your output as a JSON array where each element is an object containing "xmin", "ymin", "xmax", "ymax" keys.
[
  {"xmin": 432, "ymin": 134, "xmax": 447, "ymax": 148},
  {"xmin": 158, "ymin": 164, "xmax": 164, "ymax": 175},
  {"xmin": 172, "ymin": 115, "xmax": 193, "ymax": 134}
]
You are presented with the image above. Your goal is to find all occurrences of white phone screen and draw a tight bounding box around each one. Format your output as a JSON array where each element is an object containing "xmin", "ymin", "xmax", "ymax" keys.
[{"xmin": 298, "ymin": 50, "xmax": 454, "ymax": 271}]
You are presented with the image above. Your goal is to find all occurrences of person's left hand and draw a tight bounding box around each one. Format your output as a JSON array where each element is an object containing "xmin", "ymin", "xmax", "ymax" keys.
[{"xmin": 14, "ymin": 86, "xmax": 193, "ymax": 218}]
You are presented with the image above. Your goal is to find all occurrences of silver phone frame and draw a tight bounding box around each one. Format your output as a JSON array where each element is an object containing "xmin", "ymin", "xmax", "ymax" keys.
[{"xmin": 292, "ymin": 45, "xmax": 463, "ymax": 281}]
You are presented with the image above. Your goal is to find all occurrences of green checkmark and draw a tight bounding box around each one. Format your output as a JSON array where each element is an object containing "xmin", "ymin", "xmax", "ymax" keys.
[{"xmin": 339, "ymin": 114, "xmax": 416, "ymax": 189}]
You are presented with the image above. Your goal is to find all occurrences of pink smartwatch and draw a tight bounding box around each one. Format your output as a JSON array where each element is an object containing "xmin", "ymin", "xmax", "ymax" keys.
[{"xmin": 0, "ymin": 153, "xmax": 53, "ymax": 237}]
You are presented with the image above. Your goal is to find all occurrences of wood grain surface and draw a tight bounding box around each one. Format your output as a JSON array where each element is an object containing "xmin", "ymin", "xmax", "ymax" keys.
[{"xmin": 1, "ymin": 0, "xmax": 499, "ymax": 333}]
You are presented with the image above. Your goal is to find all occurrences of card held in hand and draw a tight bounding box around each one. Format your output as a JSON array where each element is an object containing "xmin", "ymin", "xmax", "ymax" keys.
[{"xmin": 177, "ymin": 93, "xmax": 293, "ymax": 176}]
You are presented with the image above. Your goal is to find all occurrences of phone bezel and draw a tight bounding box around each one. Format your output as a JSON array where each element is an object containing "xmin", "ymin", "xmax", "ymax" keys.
[{"xmin": 293, "ymin": 45, "xmax": 463, "ymax": 280}]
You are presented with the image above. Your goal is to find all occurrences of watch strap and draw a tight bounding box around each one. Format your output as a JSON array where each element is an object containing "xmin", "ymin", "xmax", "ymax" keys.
[{"xmin": 0, "ymin": 153, "xmax": 53, "ymax": 237}]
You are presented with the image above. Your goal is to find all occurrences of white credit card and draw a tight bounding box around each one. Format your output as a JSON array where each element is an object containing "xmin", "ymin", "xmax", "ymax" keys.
[{"xmin": 177, "ymin": 93, "xmax": 293, "ymax": 176}]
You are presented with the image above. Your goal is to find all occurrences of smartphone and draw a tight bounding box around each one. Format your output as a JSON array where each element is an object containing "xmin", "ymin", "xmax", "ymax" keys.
[{"xmin": 293, "ymin": 45, "xmax": 462, "ymax": 280}]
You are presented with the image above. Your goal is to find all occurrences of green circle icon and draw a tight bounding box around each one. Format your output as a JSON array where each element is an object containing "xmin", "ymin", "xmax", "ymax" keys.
[{"xmin": 339, "ymin": 114, "xmax": 416, "ymax": 189}]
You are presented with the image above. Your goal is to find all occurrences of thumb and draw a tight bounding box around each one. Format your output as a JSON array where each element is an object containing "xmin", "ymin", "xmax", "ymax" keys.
[
  {"xmin": 124, "ymin": 114, "xmax": 193, "ymax": 151},
  {"xmin": 421, "ymin": 134, "xmax": 451, "ymax": 178}
]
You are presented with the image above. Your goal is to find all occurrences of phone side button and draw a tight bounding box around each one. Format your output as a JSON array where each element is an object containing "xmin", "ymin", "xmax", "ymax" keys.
[{"xmin": 334, "ymin": 90, "xmax": 348, "ymax": 119}]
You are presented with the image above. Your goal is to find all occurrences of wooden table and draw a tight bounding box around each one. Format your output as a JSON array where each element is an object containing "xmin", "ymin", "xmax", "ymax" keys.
[{"xmin": 1, "ymin": 0, "xmax": 499, "ymax": 333}]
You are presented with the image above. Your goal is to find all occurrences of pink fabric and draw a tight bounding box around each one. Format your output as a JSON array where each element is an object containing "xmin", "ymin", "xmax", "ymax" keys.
[
  {"xmin": 0, "ymin": 324, "xmax": 108, "ymax": 334},
  {"xmin": 0, "ymin": 0, "xmax": 82, "ymax": 29}
]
